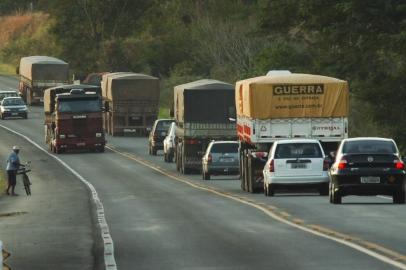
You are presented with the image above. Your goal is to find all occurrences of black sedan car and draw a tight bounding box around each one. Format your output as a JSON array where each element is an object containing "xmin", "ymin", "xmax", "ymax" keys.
[{"xmin": 330, "ymin": 137, "xmax": 405, "ymax": 204}]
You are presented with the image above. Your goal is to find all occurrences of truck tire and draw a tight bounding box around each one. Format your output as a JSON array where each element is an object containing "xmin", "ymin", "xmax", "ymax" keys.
[
  {"xmin": 240, "ymin": 150, "xmax": 246, "ymax": 191},
  {"xmin": 176, "ymin": 145, "xmax": 181, "ymax": 172},
  {"xmin": 203, "ymin": 170, "xmax": 210, "ymax": 180},
  {"xmin": 330, "ymin": 183, "xmax": 342, "ymax": 204},
  {"xmin": 247, "ymin": 155, "xmax": 255, "ymax": 193}
]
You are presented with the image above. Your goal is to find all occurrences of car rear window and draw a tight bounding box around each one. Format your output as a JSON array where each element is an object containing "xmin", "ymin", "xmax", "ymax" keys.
[
  {"xmin": 0, "ymin": 92, "xmax": 18, "ymax": 100},
  {"xmin": 342, "ymin": 140, "xmax": 397, "ymax": 154},
  {"xmin": 275, "ymin": 143, "xmax": 322, "ymax": 159},
  {"xmin": 156, "ymin": 120, "xmax": 173, "ymax": 131},
  {"xmin": 210, "ymin": 143, "xmax": 239, "ymax": 153}
]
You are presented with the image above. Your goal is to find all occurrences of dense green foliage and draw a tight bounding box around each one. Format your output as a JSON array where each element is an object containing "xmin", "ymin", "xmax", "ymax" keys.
[{"xmin": 1, "ymin": 0, "xmax": 406, "ymax": 148}]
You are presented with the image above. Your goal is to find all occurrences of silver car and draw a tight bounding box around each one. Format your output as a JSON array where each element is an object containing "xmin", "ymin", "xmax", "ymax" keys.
[
  {"xmin": 202, "ymin": 141, "xmax": 239, "ymax": 180},
  {"xmin": 163, "ymin": 122, "xmax": 176, "ymax": 162},
  {"xmin": 0, "ymin": 97, "xmax": 28, "ymax": 119},
  {"xmin": 262, "ymin": 139, "xmax": 330, "ymax": 196}
]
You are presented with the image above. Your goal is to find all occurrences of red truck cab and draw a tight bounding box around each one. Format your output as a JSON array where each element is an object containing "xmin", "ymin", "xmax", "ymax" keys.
[{"xmin": 44, "ymin": 85, "xmax": 106, "ymax": 153}]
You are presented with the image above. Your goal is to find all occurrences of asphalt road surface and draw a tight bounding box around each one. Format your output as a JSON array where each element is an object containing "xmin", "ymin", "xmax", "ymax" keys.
[{"xmin": 0, "ymin": 75, "xmax": 405, "ymax": 270}]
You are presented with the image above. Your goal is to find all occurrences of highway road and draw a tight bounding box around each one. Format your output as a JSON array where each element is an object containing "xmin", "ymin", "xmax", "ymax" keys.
[{"xmin": 0, "ymin": 75, "xmax": 405, "ymax": 270}]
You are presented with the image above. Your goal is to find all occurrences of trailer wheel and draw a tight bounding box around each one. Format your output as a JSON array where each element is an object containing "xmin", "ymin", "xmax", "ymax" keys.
[
  {"xmin": 247, "ymin": 155, "xmax": 254, "ymax": 193},
  {"xmin": 240, "ymin": 149, "xmax": 246, "ymax": 191}
]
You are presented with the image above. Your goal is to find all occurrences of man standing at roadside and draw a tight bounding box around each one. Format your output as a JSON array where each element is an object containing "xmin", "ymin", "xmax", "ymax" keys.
[{"xmin": 6, "ymin": 146, "xmax": 20, "ymax": 196}]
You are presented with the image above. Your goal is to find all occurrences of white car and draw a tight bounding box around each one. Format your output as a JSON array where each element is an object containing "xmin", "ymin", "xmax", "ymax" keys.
[
  {"xmin": 0, "ymin": 97, "xmax": 28, "ymax": 120},
  {"xmin": 0, "ymin": 90, "xmax": 19, "ymax": 102},
  {"xmin": 262, "ymin": 139, "xmax": 330, "ymax": 196},
  {"xmin": 163, "ymin": 122, "xmax": 176, "ymax": 162}
]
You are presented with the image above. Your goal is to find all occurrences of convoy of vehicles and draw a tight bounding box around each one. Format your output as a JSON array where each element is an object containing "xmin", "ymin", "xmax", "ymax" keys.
[
  {"xmin": 329, "ymin": 137, "xmax": 405, "ymax": 204},
  {"xmin": 236, "ymin": 73, "xmax": 349, "ymax": 193},
  {"xmin": 9, "ymin": 56, "xmax": 404, "ymax": 203},
  {"xmin": 17, "ymin": 56, "xmax": 69, "ymax": 105},
  {"xmin": 148, "ymin": 119, "xmax": 175, "ymax": 155},
  {"xmin": 173, "ymin": 79, "xmax": 237, "ymax": 174},
  {"xmin": 43, "ymin": 84, "xmax": 105, "ymax": 153},
  {"xmin": 163, "ymin": 122, "xmax": 177, "ymax": 162},
  {"xmin": 101, "ymin": 72, "xmax": 160, "ymax": 136},
  {"xmin": 0, "ymin": 97, "xmax": 28, "ymax": 119},
  {"xmin": 262, "ymin": 139, "xmax": 330, "ymax": 196},
  {"xmin": 201, "ymin": 141, "xmax": 240, "ymax": 180}
]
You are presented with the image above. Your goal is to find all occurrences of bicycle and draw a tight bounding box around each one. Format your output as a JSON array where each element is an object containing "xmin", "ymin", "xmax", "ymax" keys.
[{"xmin": 17, "ymin": 162, "xmax": 32, "ymax": 196}]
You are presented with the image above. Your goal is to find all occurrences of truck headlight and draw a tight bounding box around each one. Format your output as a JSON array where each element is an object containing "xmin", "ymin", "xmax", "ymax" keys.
[
  {"xmin": 59, "ymin": 134, "xmax": 66, "ymax": 139},
  {"xmin": 96, "ymin": 133, "xmax": 102, "ymax": 137}
]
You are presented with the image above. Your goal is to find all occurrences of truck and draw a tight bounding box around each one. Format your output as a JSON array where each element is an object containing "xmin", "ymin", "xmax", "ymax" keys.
[
  {"xmin": 18, "ymin": 56, "xmax": 69, "ymax": 105},
  {"xmin": 44, "ymin": 84, "xmax": 106, "ymax": 153},
  {"xmin": 174, "ymin": 79, "xmax": 237, "ymax": 174},
  {"xmin": 237, "ymin": 73, "xmax": 349, "ymax": 193},
  {"xmin": 101, "ymin": 72, "xmax": 160, "ymax": 136}
]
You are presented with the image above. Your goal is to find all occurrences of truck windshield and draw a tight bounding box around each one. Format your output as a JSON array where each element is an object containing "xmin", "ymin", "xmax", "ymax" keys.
[
  {"xmin": 58, "ymin": 99, "xmax": 101, "ymax": 113},
  {"xmin": 342, "ymin": 140, "xmax": 397, "ymax": 154},
  {"xmin": 275, "ymin": 143, "xmax": 322, "ymax": 159}
]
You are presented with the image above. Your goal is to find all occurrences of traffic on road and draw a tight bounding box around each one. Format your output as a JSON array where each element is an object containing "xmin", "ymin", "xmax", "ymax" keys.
[{"xmin": 0, "ymin": 56, "xmax": 405, "ymax": 270}]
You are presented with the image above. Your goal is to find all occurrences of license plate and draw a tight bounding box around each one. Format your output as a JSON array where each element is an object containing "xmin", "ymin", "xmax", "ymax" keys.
[
  {"xmin": 291, "ymin": 163, "xmax": 307, "ymax": 169},
  {"xmin": 77, "ymin": 142, "xmax": 86, "ymax": 146},
  {"xmin": 11, "ymin": 113, "xmax": 18, "ymax": 116},
  {"xmin": 360, "ymin": 176, "xmax": 380, "ymax": 183},
  {"xmin": 220, "ymin": 158, "xmax": 235, "ymax": 163}
]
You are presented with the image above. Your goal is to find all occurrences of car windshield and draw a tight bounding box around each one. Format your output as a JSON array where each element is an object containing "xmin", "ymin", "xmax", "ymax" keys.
[
  {"xmin": 210, "ymin": 143, "xmax": 239, "ymax": 153},
  {"xmin": 58, "ymin": 98, "xmax": 101, "ymax": 113},
  {"xmin": 342, "ymin": 140, "xmax": 397, "ymax": 154},
  {"xmin": 2, "ymin": 98, "xmax": 25, "ymax": 106},
  {"xmin": 156, "ymin": 120, "xmax": 173, "ymax": 131},
  {"xmin": 0, "ymin": 92, "xmax": 18, "ymax": 101},
  {"xmin": 275, "ymin": 143, "xmax": 323, "ymax": 159}
]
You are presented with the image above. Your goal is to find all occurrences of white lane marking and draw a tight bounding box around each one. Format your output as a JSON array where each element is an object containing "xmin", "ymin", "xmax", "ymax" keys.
[
  {"xmin": 0, "ymin": 124, "xmax": 117, "ymax": 270},
  {"xmin": 377, "ymin": 195, "xmax": 393, "ymax": 200},
  {"xmin": 108, "ymin": 146, "xmax": 406, "ymax": 270}
]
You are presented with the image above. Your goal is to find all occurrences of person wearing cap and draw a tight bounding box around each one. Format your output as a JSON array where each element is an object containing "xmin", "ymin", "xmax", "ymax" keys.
[{"xmin": 5, "ymin": 146, "xmax": 21, "ymax": 196}]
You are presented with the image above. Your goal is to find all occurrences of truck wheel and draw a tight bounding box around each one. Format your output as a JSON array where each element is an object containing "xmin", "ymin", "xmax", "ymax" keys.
[
  {"xmin": 247, "ymin": 155, "xmax": 255, "ymax": 193},
  {"xmin": 98, "ymin": 146, "xmax": 105, "ymax": 153}
]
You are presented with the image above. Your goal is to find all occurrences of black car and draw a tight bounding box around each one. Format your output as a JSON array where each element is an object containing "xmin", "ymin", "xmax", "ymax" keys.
[
  {"xmin": 330, "ymin": 137, "xmax": 405, "ymax": 204},
  {"xmin": 148, "ymin": 119, "xmax": 175, "ymax": 155}
]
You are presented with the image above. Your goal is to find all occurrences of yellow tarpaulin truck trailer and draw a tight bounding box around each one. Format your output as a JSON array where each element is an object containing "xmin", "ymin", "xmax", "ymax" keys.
[
  {"xmin": 18, "ymin": 56, "xmax": 69, "ymax": 105},
  {"xmin": 101, "ymin": 72, "xmax": 160, "ymax": 136},
  {"xmin": 236, "ymin": 73, "xmax": 349, "ymax": 193}
]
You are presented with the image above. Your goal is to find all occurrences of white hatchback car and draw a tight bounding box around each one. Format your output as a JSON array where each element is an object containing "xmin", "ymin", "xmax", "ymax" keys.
[{"xmin": 263, "ymin": 139, "xmax": 330, "ymax": 196}]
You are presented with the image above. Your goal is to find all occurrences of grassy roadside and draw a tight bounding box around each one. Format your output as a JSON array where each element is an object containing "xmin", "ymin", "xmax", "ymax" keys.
[
  {"xmin": 0, "ymin": 169, "xmax": 6, "ymax": 193},
  {"xmin": 0, "ymin": 63, "xmax": 15, "ymax": 75}
]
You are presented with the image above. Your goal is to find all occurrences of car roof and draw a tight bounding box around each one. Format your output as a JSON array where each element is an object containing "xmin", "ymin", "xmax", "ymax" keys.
[
  {"xmin": 0, "ymin": 90, "xmax": 18, "ymax": 93},
  {"xmin": 276, "ymin": 139, "xmax": 321, "ymax": 144},
  {"xmin": 210, "ymin": 141, "xmax": 238, "ymax": 144},
  {"xmin": 2, "ymin": 97, "xmax": 22, "ymax": 100},
  {"xmin": 343, "ymin": 137, "xmax": 394, "ymax": 142}
]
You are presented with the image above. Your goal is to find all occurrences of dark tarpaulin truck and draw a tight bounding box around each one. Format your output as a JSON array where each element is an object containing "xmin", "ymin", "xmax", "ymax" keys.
[
  {"xmin": 174, "ymin": 79, "xmax": 237, "ymax": 174},
  {"xmin": 18, "ymin": 56, "xmax": 69, "ymax": 105},
  {"xmin": 101, "ymin": 72, "xmax": 160, "ymax": 136},
  {"xmin": 44, "ymin": 84, "xmax": 105, "ymax": 153}
]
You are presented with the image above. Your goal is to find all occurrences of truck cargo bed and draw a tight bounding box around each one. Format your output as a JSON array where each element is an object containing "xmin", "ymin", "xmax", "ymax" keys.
[
  {"xmin": 237, "ymin": 116, "xmax": 347, "ymax": 143},
  {"xmin": 176, "ymin": 122, "xmax": 236, "ymax": 138}
]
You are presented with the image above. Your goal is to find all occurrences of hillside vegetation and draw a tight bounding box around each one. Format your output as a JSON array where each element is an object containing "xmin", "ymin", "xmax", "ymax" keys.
[{"xmin": 1, "ymin": 1, "xmax": 406, "ymax": 148}]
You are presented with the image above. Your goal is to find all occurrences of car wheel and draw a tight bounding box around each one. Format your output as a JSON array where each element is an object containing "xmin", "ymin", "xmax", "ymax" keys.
[
  {"xmin": 152, "ymin": 146, "xmax": 157, "ymax": 156},
  {"xmin": 393, "ymin": 190, "xmax": 405, "ymax": 204},
  {"xmin": 264, "ymin": 183, "xmax": 269, "ymax": 196},
  {"xmin": 205, "ymin": 171, "xmax": 210, "ymax": 180},
  {"xmin": 148, "ymin": 144, "xmax": 152, "ymax": 155},
  {"xmin": 268, "ymin": 184, "xmax": 275, "ymax": 196},
  {"xmin": 164, "ymin": 153, "xmax": 167, "ymax": 162},
  {"xmin": 331, "ymin": 183, "xmax": 342, "ymax": 204}
]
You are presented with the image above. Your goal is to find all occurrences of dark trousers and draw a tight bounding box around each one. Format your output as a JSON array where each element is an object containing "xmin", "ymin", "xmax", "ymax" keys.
[{"xmin": 7, "ymin": 170, "xmax": 17, "ymax": 187}]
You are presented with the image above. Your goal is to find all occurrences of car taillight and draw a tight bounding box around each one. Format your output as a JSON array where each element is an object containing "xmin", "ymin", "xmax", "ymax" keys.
[
  {"xmin": 269, "ymin": 159, "xmax": 275, "ymax": 172},
  {"xmin": 337, "ymin": 158, "xmax": 347, "ymax": 170},
  {"xmin": 207, "ymin": 154, "xmax": 212, "ymax": 163},
  {"xmin": 394, "ymin": 160, "xmax": 405, "ymax": 170},
  {"xmin": 323, "ymin": 159, "xmax": 329, "ymax": 171}
]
